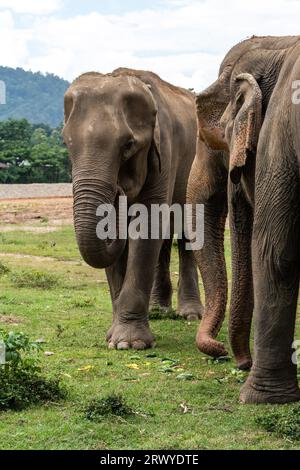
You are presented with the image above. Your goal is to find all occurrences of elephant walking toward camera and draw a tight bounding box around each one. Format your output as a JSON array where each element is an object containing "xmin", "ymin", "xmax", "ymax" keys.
[
  {"xmin": 63, "ymin": 68, "xmax": 203, "ymax": 350},
  {"xmin": 188, "ymin": 35, "xmax": 300, "ymax": 403}
]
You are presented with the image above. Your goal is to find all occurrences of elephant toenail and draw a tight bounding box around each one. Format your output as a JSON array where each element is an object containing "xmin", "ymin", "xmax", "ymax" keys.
[
  {"xmin": 117, "ymin": 342, "xmax": 130, "ymax": 350},
  {"xmin": 132, "ymin": 340, "xmax": 146, "ymax": 350},
  {"xmin": 187, "ymin": 314, "xmax": 199, "ymax": 322}
]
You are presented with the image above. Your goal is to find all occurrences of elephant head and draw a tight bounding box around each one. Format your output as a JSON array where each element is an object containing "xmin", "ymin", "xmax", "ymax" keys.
[
  {"xmin": 63, "ymin": 72, "xmax": 161, "ymax": 269},
  {"xmin": 220, "ymin": 73, "xmax": 263, "ymax": 185}
]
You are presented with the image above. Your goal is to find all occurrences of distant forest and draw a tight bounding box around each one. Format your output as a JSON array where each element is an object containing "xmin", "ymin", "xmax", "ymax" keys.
[
  {"xmin": 0, "ymin": 66, "xmax": 69, "ymax": 128},
  {"xmin": 0, "ymin": 67, "xmax": 70, "ymax": 183},
  {"xmin": 0, "ymin": 119, "xmax": 70, "ymax": 184}
]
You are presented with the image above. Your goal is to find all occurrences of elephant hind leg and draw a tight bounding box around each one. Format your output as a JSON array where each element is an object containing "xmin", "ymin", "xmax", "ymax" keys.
[
  {"xmin": 176, "ymin": 237, "xmax": 203, "ymax": 321},
  {"xmin": 149, "ymin": 238, "xmax": 173, "ymax": 314}
]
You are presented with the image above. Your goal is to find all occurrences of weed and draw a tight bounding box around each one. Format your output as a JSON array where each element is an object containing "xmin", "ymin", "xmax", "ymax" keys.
[
  {"xmin": 0, "ymin": 330, "xmax": 66, "ymax": 411},
  {"xmin": 56, "ymin": 324, "xmax": 65, "ymax": 338},
  {"xmin": 71, "ymin": 297, "xmax": 95, "ymax": 308},
  {"xmin": 149, "ymin": 307, "xmax": 180, "ymax": 320},
  {"xmin": 255, "ymin": 405, "xmax": 300, "ymax": 441},
  {"xmin": 85, "ymin": 394, "xmax": 134, "ymax": 421},
  {"xmin": 0, "ymin": 262, "xmax": 10, "ymax": 276},
  {"xmin": 9, "ymin": 269, "xmax": 61, "ymax": 289}
]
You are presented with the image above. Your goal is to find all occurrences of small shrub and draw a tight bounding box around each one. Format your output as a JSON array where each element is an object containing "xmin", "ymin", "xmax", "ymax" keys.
[
  {"xmin": 9, "ymin": 269, "xmax": 60, "ymax": 289},
  {"xmin": 0, "ymin": 262, "xmax": 10, "ymax": 276},
  {"xmin": 255, "ymin": 405, "xmax": 300, "ymax": 441},
  {"xmin": 0, "ymin": 330, "xmax": 66, "ymax": 411},
  {"xmin": 85, "ymin": 394, "xmax": 134, "ymax": 421}
]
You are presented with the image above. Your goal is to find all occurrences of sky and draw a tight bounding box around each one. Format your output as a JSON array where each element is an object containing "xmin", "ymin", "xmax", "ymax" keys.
[{"xmin": 1, "ymin": 0, "xmax": 300, "ymax": 91}]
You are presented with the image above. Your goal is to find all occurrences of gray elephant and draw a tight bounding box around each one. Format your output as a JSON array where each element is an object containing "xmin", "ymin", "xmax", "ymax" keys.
[
  {"xmin": 63, "ymin": 68, "xmax": 203, "ymax": 351},
  {"xmin": 188, "ymin": 35, "xmax": 300, "ymax": 403}
]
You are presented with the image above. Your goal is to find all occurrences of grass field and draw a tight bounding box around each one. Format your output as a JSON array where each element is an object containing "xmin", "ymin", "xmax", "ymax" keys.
[{"xmin": 0, "ymin": 199, "xmax": 299, "ymax": 450}]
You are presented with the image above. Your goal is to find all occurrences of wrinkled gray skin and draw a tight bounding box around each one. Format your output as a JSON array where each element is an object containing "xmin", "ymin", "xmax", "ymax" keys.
[
  {"xmin": 187, "ymin": 36, "xmax": 300, "ymax": 403},
  {"xmin": 63, "ymin": 68, "xmax": 203, "ymax": 350}
]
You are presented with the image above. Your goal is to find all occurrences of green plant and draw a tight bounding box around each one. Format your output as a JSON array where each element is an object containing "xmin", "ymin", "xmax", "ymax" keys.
[
  {"xmin": 9, "ymin": 269, "xmax": 61, "ymax": 289},
  {"xmin": 149, "ymin": 307, "xmax": 180, "ymax": 320},
  {"xmin": 0, "ymin": 330, "xmax": 66, "ymax": 411},
  {"xmin": 85, "ymin": 394, "xmax": 134, "ymax": 421},
  {"xmin": 255, "ymin": 405, "xmax": 300, "ymax": 441},
  {"xmin": 0, "ymin": 262, "xmax": 10, "ymax": 276},
  {"xmin": 72, "ymin": 297, "xmax": 95, "ymax": 308}
]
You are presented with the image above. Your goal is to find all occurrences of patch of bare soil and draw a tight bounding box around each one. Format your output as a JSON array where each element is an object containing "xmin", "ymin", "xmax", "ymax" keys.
[
  {"xmin": 0, "ymin": 253, "xmax": 80, "ymax": 264},
  {"xmin": 0, "ymin": 198, "xmax": 73, "ymax": 226},
  {"xmin": 0, "ymin": 315, "xmax": 22, "ymax": 324}
]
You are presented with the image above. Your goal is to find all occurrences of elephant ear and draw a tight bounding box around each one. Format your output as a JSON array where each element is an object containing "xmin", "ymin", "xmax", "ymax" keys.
[
  {"xmin": 149, "ymin": 112, "xmax": 162, "ymax": 173},
  {"xmin": 230, "ymin": 73, "xmax": 262, "ymax": 184}
]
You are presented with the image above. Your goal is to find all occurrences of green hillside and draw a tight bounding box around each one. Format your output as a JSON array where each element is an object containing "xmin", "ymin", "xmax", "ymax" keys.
[{"xmin": 0, "ymin": 67, "xmax": 69, "ymax": 127}]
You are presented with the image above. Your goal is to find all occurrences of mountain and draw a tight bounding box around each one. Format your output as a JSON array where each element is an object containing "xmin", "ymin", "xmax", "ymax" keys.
[{"xmin": 0, "ymin": 66, "xmax": 70, "ymax": 127}]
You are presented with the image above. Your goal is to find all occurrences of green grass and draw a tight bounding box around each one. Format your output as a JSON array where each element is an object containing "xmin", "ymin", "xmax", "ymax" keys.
[{"xmin": 0, "ymin": 225, "xmax": 299, "ymax": 450}]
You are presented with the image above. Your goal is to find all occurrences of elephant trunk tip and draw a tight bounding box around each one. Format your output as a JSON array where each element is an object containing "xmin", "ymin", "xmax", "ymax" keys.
[{"xmin": 196, "ymin": 332, "xmax": 228, "ymax": 359}]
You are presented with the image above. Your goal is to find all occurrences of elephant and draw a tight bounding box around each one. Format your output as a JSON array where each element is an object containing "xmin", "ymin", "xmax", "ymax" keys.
[
  {"xmin": 187, "ymin": 35, "xmax": 300, "ymax": 403},
  {"xmin": 63, "ymin": 68, "xmax": 203, "ymax": 351}
]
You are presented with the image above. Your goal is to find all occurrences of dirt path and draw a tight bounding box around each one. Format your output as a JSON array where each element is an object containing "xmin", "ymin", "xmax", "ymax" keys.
[{"xmin": 0, "ymin": 252, "xmax": 80, "ymax": 265}]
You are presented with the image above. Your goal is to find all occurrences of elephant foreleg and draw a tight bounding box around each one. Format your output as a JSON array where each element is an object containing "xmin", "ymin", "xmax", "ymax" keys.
[
  {"xmin": 107, "ymin": 237, "xmax": 162, "ymax": 350},
  {"xmin": 240, "ymin": 150, "xmax": 300, "ymax": 404},
  {"xmin": 105, "ymin": 243, "xmax": 128, "ymax": 319}
]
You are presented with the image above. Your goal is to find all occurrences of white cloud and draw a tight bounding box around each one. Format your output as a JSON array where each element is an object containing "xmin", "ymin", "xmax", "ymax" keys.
[
  {"xmin": 0, "ymin": 11, "xmax": 30, "ymax": 67},
  {"xmin": 1, "ymin": 0, "xmax": 300, "ymax": 91},
  {"xmin": 0, "ymin": 0, "xmax": 62, "ymax": 15}
]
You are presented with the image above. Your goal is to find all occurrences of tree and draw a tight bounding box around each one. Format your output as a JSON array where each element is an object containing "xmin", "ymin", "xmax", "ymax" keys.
[{"xmin": 0, "ymin": 119, "xmax": 71, "ymax": 183}]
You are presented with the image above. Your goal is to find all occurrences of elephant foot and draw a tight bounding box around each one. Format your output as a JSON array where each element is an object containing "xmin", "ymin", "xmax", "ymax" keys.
[
  {"xmin": 236, "ymin": 356, "xmax": 253, "ymax": 371},
  {"xmin": 177, "ymin": 302, "xmax": 204, "ymax": 322},
  {"xmin": 240, "ymin": 365, "xmax": 300, "ymax": 404},
  {"xmin": 106, "ymin": 320, "xmax": 155, "ymax": 350}
]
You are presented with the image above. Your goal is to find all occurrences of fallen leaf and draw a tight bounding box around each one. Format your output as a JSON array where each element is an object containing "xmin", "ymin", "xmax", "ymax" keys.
[
  {"xmin": 126, "ymin": 363, "xmax": 140, "ymax": 370},
  {"xmin": 180, "ymin": 402, "xmax": 192, "ymax": 414},
  {"xmin": 159, "ymin": 366, "xmax": 174, "ymax": 373},
  {"xmin": 176, "ymin": 373, "xmax": 195, "ymax": 381},
  {"xmin": 78, "ymin": 365, "xmax": 94, "ymax": 372},
  {"xmin": 44, "ymin": 351, "xmax": 55, "ymax": 356}
]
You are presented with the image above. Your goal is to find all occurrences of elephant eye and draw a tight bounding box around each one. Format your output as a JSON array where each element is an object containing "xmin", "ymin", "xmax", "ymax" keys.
[{"xmin": 122, "ymin": 138, "xmax": 136, "ymax": 160}]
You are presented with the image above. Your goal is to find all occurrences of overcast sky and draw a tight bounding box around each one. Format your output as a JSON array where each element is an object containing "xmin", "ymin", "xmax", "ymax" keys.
[{"xmin": 1, "ymin": 0, "xmax": 300, "ymax": 91}]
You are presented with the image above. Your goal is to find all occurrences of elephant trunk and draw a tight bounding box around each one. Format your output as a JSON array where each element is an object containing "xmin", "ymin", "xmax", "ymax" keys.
[
  {"xmin": 187, "ymin": 151, "xmax": 228, "ymax": 358},
  {"xmin": 73, "ymin": 177, "xmax": 126, "ymax": 269}
]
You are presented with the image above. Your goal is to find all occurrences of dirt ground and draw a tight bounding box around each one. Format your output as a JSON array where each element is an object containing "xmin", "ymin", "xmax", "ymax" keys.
[
  {"xmin": 0, "ymin": 198, "xmax": 73, "ymax": 228},
  {"xmin": 0, "ymin": 184, "xmax": 73, "ymax": 229}
]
